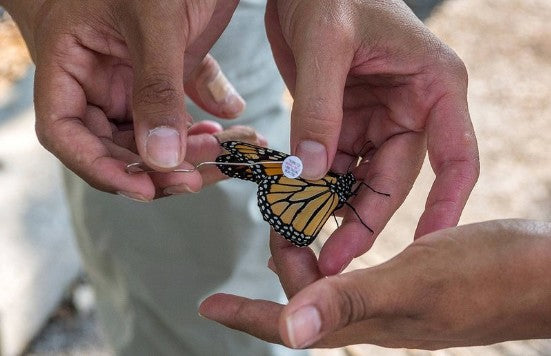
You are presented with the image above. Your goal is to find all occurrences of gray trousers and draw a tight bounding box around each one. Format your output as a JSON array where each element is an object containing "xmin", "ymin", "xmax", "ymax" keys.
[{"xmin": 64, "ymin": 1, "xmax": 302, "ymax": 355}]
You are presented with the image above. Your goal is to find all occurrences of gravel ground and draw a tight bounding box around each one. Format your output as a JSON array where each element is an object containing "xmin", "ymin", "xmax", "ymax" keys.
[
  {"xmin": 2, "ymin": 0, "xmax": 550, "ymax": 355},
  {"xmin": 24, "ymin": 281, "xmax": 111, "ymax": 356}
]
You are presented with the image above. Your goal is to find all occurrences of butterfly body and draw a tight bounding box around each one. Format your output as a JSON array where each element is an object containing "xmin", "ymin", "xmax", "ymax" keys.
[{"xmin": 215, "ymin": 141, "xmax": 368, "ymax": 247}]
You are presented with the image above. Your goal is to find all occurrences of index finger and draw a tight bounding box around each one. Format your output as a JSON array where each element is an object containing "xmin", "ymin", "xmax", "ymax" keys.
[
  {"xmin": 289, "ymin": 27, "xmax": 353, "ymax": 180},
  {"xmin": 269, "ymin": 230, "xmax": 322, "ymax": 298}
]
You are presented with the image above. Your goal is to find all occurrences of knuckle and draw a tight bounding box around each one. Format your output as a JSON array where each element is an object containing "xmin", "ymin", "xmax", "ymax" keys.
[
  {"xmin": 447, "ymin": 53, "xmax": 468, "ymax": 81},
  {"xmin": 325, "ymin": 276, "xmax": 368, "ymax": 327},
  {"xmin": 433, "ymin": 44, "xmax": 468, "ymax": 83},
  {"xmin": 34, "ymin": 120, "xmax": 51, "ymax": 150},
  {"xmin": 134, "ymin": 73, "xmax": 180, "ymax": 107},
  {"xmin": 293, "ymin": 101, "xmax": 341, "ymax": 138}
]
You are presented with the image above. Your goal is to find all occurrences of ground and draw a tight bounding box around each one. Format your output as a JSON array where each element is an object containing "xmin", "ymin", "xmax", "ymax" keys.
[{"xmin": 1, "ymin": 0, "xmax": 550, "ymax": 355}]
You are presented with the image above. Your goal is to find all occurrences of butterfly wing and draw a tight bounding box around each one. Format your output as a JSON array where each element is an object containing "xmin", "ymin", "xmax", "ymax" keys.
[
  {"xmin": 215, "ymin": 154, "xmax": 259, "ymax": 182},
  {"xmin": 218, "ymin": 140, "xmax": 289, "ymax": 180},
  {"xmin": 257, "ymin": 175, "xmax": 340, "ymax": 246},
  {"xmin": 220, "ymin": 141, "xmax": 288, "ymax": 161},
  {"xmin": 215, "ymin": 140, "xmax": 375, "ymax": 244}
]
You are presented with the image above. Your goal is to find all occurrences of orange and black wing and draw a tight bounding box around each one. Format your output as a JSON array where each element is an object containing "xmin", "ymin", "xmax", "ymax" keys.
[
  {"xmin": 215, "ymin": 154, "xmax": 258, "ymax": 182},
  {"xmin": 257, "ymin": 175, "xmax": 341, "ymax": 246},
  {"xmin": 217, "ymin": 140, "xmax": 288, "ymax": 181},
  {"xmin": 220, "ymin": 141, "xmax": 288, "ymax": 162}
]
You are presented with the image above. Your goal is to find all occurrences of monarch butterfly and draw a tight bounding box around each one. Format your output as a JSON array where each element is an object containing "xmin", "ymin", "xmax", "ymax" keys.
[{"xmin": 216, "ymin": 141, "xmax": 388, "ymax": 247}]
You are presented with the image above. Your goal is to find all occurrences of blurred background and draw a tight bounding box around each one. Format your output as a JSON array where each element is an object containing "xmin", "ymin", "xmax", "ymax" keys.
[{"xmin": 1, "ymin": 0, "xmax": 550, "ymax": 355}]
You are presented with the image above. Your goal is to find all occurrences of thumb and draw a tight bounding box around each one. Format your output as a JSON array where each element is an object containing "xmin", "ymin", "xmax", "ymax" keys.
[
  {"xmin": 290, "ymin": 32, "xmax": 353, "ymax": 179},
  {"xmin": 279, "ymin": 269, "xmax": 387, "ymax": 349},
  {"xmin": 126, "ymin": 8, "xmax": 195, "ymax": 171}
]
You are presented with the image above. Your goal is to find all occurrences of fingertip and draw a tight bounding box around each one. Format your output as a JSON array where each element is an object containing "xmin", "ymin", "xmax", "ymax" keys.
[
  {"xmin": 152, "ymin": 167, "xmax": 203, "ymax": 197},
  {"xmin": 86, "ymin": 157, "xmax": 157, "ymax": 201},
  {"xmin": 267, "ymin": 256, "xmax": 277, "ymax": 273},
  {"xmin": 255, "ymin": 132, "xmax": 268, "ymax": 147},
  {"xmin": 198, "ymin": 293, "xmax": 225, "ymax": 320},
  {"xmin": 187, "ymin": 54, "xmax": 247, "ymax": 118},
  {"xmin": 116, "ymin": 191, "xmax": 152, "ymax": 203},
  {"xmin": 319, "ymin": 250, "xmax": 353, "ymax": 276},
  {"xmin": 143, "ymin": 125, "xmax": 184, "ymax": 170},
  {"xmin": 188, "ymin": 120, "xmax": 223, "ymax": 135},
  {"xmin": 318, "ymin": 224, "xmax": 375, "ymax": 275},
  {"xmin": 296, "ymin": 140, "xmax": 328, "ymax": 180},
  {"xmin": 282, "ymin": 305, "xmax": 322, "ymax": 349}
]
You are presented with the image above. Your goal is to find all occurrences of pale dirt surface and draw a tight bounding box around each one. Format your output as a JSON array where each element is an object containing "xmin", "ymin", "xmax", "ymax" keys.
[
  {"xmin": 0, "ymin": 14, "xmax": 30, "ymax": 93},
  {"xmin": 1, "ymin": 0, "xmax": 550, "ymax": 354}
]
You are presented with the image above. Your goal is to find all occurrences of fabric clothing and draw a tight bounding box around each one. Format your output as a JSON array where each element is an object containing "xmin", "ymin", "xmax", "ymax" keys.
[{"xmin": 64, "ymin": 2, "xmax": 302, "ymax": 355}]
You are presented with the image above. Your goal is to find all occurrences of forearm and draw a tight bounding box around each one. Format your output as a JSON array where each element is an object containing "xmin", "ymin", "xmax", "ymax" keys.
[
  {"xmin": 502, "ymin": 219, "xmax": 551, "ymax": 339},
  {"xmin": 439, "ymin": 219, "xmax": 551, "ymax": 342}
]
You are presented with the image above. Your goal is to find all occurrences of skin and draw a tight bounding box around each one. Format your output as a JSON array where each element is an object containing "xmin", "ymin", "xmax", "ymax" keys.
[
  {"xmin": 197, "ymin": 1, "xmax": 550, "ymax": 350},
  {"xmin": 4, "ymin": 0, "xmax": 478, "ymax": 232},
  {"xmin": 4, "ymin": 0, "xmax": 477, "ymax": 260},
  {"xmin": 265, "ymin": 0, "xmax": 479, "ymax": 274},
  {"xmin": 1, "ymin": 0, "xmax": 244, "ymax": 200},
  {"xmin": 3, "ymin": 0, "xmax": 506, "ymax": 349},
  {"xmin": 200, "ymin": 219, "xmax": 551, "ymax": 349}
]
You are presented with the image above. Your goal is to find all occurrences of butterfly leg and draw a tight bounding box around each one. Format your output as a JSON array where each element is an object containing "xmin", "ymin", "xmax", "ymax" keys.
[
  {"xmin": 355, "ymin": 181, "xmax": 391, "ymax": 197},
  {"xmin": 332, "ymin": 213, "xmax": 340, "ymax": 228},
  {"xmin": 343, "ymin": 202, "xmax": 374, "ymax": 234}
]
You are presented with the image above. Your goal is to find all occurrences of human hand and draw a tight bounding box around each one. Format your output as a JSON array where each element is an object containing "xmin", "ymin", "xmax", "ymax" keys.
[
  {"xmin": 3, "ymin": 0, "xmax": 243, "ymax": 200},
  {"xmin": 265, "ymin": 0, "xmax": 479, "ymax": 273},
  {"xmin": 200, "ymin": 219, "xmax": 551, "ymax": 349},
  {"xmin": 124, "ymin": 122, "xmax": 267, "ymax": 198}
]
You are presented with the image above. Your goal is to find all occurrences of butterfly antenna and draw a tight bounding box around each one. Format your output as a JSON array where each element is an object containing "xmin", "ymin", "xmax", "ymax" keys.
[{"xmin": 343, "ymin": 202, "xmax": 374, "ymax": 233}]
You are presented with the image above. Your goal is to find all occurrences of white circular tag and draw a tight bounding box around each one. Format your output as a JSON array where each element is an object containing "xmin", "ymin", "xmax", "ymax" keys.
[{"xmin": 282, "ymin": 156, "xmax": 303, "ymax": 179}]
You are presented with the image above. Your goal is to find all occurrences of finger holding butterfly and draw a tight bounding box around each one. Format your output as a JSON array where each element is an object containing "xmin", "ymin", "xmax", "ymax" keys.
[
  {"xmin": 6, "ymin": 0, "xmax": 241, "ymax": 202},
  {"xmin": 148, "ymin": 124, "xmax": 269, "ymax": 197},
  {"xmin": 202, "ymin": 220, "xmax": 551, "ymax": 350},
  {"xmin": 83, "ymin": 116, "xmax": 219, "ymax": 199},
  {"xmin": 319, "ymin": 131, "xmax": 426, "ymax": 275},
  {"xmin": 70, "ymin": 52, "xmax": 247, "ymax": 201},
  {"xmin": 199, "ymin": 229, "xmax": 322, "ymax": 342},
  {"xmin": 266, "ymin": 0, "xmax": 479, "ymax": 242}
]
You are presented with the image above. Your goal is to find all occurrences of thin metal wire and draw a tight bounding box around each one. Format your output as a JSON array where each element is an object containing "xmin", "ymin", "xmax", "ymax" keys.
[{"xmin": 126, "ymin": 161, "xmax": 284, "ymax": 174}]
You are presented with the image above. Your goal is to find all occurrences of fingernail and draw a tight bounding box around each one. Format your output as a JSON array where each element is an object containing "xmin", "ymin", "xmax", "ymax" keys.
[
  {"xmin": 163, "ymin": 184, "xmax": 197, "ymax": 195},
  {"xmin": 146, "ymin": 126, "xmax": 180, "ymax": 168},
  {"xmin": 207, "ymin": 71, "xmax": 246, "ymax": 116},
  {"xmin": 296, "ymin": 141, "xmax": 327, "ymax": 180},
  {"xmin": 286, "ymin": 305, "xmax": 322, "ymax": 348},
  {"xmin": 117, "ymin": 191, "xmax": 150, "ymax": 202}
]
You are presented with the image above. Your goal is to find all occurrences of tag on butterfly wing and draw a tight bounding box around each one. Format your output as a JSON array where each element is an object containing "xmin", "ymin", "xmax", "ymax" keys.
[{"xmin": 282, "ymin": 156, "xmax": 303, "ymax": 179}]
